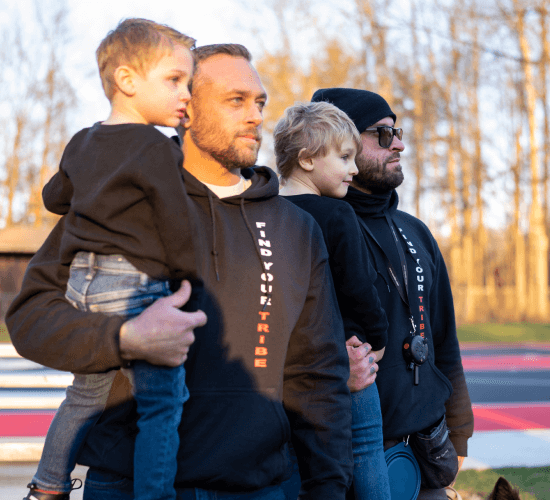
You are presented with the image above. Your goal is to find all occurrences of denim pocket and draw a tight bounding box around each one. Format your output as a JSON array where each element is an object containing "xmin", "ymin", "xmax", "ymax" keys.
[
  {"xmin": 83, "ymin": 469, "xmax": 133, "ymax": 500},
  {"xmin": 409, "ymin": 415, "xmax": 458, "ymax": 489}
]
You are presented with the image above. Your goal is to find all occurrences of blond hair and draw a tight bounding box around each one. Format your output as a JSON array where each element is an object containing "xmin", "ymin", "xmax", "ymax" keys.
[
  {"xmin": 274, "ymin": 101, "xmax": 362, "ymax": 180},
  {"xmin": 96, "ymin": 18, "xmax": 196, "ymax": 100}
]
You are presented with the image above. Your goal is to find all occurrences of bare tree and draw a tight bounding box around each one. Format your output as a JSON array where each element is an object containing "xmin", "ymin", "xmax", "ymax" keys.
[
  {"xmin": 250, "ymin": 0, "xmax": 548, "ymax": 322},
  {"xmin": 0, "ymin": 19, "xmax": 35, "ymax": 227},
  {"xmin": 0, "ymin": 0, "xmax": 75, "ymax": 228},
  {"xmin": 28, "ymin": 2, "xmax": 76, "ymax": 226},
  {"xmin": 539, "ymin": 4, "xmax": 550, "ymax": 226},
  {"xmin": 508, "ymin": 0, "xmax": 549, "ymax": 319}
]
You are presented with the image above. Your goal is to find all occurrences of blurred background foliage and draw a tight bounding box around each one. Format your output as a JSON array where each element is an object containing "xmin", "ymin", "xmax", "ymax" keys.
[{"xmin": 2, "ymin": 0, "xmax": 550, "ymax": 324}]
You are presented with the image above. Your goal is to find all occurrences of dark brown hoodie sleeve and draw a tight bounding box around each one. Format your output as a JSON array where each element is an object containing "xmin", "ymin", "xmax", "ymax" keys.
[
  {"xmin": 6, "ymin": 217, "xmax": 126, "ymax": 373},
  {"xmin": 430, "ymin": 243, "xmax": 474, "ymax": 457},
  {"xmin": 282, "ymin": 222, "xmax": 353, "ymax": 499}
]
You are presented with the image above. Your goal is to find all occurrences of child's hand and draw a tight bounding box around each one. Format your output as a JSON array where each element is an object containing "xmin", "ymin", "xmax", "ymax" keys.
[
  {"xmin": 119, "ymin": 280, "xmax": 207, "ymax": 366},
  {"xmin": 346, "ymin": 336, "xmax": 378, "ymax": 392}
]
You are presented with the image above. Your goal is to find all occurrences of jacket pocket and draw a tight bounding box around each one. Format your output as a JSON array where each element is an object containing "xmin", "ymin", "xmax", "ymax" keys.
[
  {"xmin": 410, "ymin": 415, "xmax": 458, "ymax": 489},
  {"xmin": 428, "ymin": 357, "xmax": 453, "ymax": 396}
]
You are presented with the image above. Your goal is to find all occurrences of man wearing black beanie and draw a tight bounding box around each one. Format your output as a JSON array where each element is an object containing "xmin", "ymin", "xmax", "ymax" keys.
[{"xmin": 312, "ymin": 88, "xmax": 473, "ymax": 500}]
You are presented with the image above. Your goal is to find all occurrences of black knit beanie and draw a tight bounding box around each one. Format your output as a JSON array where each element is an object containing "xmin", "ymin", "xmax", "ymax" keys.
[{"xmin": 311, "ymin": 88, "xmax": 396, "ymax": 133}]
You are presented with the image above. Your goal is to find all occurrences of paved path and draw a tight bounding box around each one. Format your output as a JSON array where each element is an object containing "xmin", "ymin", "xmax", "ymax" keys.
[
  {"xmin": 461, "ymin": 343, "xmax": 550, "ymax": 470},
  {"xmin": 0, "ymin": 463, "xmax": 87, "ymax": 499}
]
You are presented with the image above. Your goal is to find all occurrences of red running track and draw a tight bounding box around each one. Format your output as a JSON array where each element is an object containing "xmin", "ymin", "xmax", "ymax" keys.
[
  {"xmin": 2, "ymin": 344, "xmax": 548, "ymax": 437},
  {"xmin": 461, "ymin": 354, "xmax": 550, "ymax": 371},
  {"xmin": 472, "ymin": 403, "xmax": 550, "ymax": 431},
  {"xmin": 2, "ymin": 403, "xmax": 550, "ymax": 437}
]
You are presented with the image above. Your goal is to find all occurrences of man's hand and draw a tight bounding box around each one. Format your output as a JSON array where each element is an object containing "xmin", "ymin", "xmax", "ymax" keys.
[
  {"xmin": 119, "ymin": 280, "xmax": 207, "ymax": 366},
  {"xmin": 346, "ymin": 336, "xmax": 379, "ymax": 392}
]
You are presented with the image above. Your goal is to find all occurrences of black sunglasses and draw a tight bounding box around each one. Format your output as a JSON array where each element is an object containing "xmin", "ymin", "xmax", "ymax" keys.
[{"xmin": 364, "ymin": 126, "xmax": 403, "ymax": 148}]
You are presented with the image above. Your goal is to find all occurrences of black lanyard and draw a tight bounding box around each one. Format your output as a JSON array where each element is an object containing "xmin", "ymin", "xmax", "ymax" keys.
[{"xmin": 357, "ymin": 210, "xmax": 416, "ymax": 334}]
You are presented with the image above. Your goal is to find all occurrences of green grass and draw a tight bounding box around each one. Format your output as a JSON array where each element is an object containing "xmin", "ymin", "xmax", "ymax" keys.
[
  {"xmin": 457, "ymin": 323, "xmax": 550, "ymax": 344},
  {"xmin": 0, "ymin": 322, "xmax": 9, "ymax": 343},
  {"xmin": 455, "ymin": 466, "xmax": 550, "ymax": 499}
]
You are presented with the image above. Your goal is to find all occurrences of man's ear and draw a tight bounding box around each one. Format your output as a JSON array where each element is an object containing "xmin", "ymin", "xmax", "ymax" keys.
[
  {"xmin": 298, "ymin": 148, "xmax": 314, "ymax": 172},
  {"xmin": 113, "ymin": 65, "xmax": 138, "ymax": 97},
  {"xmin": 183, "ymin": 102, "xmax": 194, "ymax": 130}
]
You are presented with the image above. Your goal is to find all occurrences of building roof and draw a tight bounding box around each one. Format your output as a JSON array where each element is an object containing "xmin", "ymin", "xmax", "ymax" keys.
[{"xmin": 0, "ymin": 224, "xmax": 55, "ymax": 254}]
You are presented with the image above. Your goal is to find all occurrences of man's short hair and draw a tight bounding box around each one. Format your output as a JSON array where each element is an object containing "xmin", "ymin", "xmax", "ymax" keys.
[
  {"xmin": 274, "ymin": 101, "xmax": 362, "ymax": 180},
  {"xmin": 96, "ymin": 18, "xmax": 196, "ymax": 101},
  {"xmin": 193, "ymin": 43, "xmax": 252, "ymax": 63},
  {"xmin": 189, "ymin": 44, "xmax": 252, "ymax": 94}
]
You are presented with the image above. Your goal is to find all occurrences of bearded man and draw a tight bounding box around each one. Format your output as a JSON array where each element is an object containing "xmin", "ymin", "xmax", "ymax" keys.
[
  {"xmin": 7, "ymin": 46, "xmax": 353, "ymax": 500},
  {"xmin": 312, "ymin": 88, "xmax": 473, "ymax": 500}
]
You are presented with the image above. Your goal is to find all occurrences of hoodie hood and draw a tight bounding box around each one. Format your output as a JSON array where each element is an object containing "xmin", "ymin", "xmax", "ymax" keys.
[
  {"xmin": 182, "ymin": 165, "xmax": 279, "ymax": 304},
  {"xmin": 183, "ymin": 165, "xmax": 280, "ymax": 203},
  {"xmin": 343, "ymin": 187, "xmax": 399, "ymax": 218}
]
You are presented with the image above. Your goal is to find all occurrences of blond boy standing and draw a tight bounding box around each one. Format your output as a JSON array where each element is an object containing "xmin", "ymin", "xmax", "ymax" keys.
[{"xmin": 276, "ymin": 102, "xmax": 391, "ymax": 500}]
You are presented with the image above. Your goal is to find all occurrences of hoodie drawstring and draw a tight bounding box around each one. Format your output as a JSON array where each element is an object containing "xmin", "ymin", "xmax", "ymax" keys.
[
  {"xmin": 207, "ymin": 191, "xmax": 220, "ymax": 281},
  {"xmin": 206, "ymin": 191, "xmax": 272, "ymax": 309}
]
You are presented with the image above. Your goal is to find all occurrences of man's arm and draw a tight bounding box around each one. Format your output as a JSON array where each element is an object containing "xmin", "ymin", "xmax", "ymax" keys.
[
  {"xmin": 7, "ymin": 217, "xmax": 205, "ymax": 373},
  {"xmin": 429, "ymin": 245, "xmax": 474, "ymax": 458},
  {"xmin": 7, "ymin": 218, "xmax": 124, "ymax": 372},
  {"xmin": 120, "ymin": 282, "xmax": 205, "ymax": 366},
  {"xmin": 283, "ymin": 237, "xmax": 353, "ymax": 500}
]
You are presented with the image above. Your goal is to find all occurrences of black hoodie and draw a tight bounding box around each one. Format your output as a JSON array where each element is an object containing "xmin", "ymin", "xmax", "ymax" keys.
[
  {"xmin": 343, "ymin": 187, "xmax": 473, "ymax": 457},
  {"xmin": 41, "ymin": 123, "xmax": 200, "ymax": 282},
  {"xmin": 7, "ymin": 166, "xmax": 353, "ymax": 498},
  {"xmin": 282, "ymin": 194, "xmax": 388, "ymax": 350}
]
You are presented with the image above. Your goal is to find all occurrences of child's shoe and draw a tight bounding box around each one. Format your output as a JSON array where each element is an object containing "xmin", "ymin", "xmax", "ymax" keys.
[{"xmin": 23, "ymin": 479, "xmax": 82, "ymax": 500}]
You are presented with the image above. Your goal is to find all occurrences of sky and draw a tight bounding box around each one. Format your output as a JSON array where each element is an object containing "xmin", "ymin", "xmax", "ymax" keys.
[{"xmin": 0, "ymin": 0, "xmax": 269, "ymax": 133}]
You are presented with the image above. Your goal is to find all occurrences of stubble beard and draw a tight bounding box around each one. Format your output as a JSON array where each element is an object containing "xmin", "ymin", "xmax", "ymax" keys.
[
  {"xmin": 354, "ymin": 153, "xmax": 404, "ymax": 194},
  {"xmin": 189, "ymin": 110, "xmax": 261, "ymax": 170}
]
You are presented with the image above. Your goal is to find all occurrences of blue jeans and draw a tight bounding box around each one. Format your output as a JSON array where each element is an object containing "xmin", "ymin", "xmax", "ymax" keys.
[
  {"xmin": 83, "ymin": 469, "xmax": 286, "ymax": 500},
  {"xmin": 350, "ymin": 383, "xmax": 391, "ymax": 500},
  {"xmin": 280, "ymin": 384, "xmax": 390, "ymax": 500},
  {"xmin": 34, "ymin": 252, "xmax": 189, "ymax": 500}
]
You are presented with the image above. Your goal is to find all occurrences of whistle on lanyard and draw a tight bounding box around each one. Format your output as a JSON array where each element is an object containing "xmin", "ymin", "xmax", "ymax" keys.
[{"xmin": 402, "ymin": 317, "xmax": 428, "ymax": 385}]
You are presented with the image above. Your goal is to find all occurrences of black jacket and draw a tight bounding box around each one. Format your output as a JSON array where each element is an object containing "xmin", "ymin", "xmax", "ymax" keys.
[
  {"xmin": 344, "ymin": 187, "xmax": 473, "ymax": 456},
  {"xmin": 283, "ymin": 194, "xmax": 388, "ymax": 350},
  {"xmin": 7, "ymin": 166, "xmax": 353, "ymax": 498},
  {"xmin": 43, "ymin": 122, "xmax": 199, "ymax": 281}
]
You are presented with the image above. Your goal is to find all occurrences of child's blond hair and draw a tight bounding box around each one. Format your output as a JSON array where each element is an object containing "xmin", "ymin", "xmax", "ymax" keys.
[
  {"xmin": 274, "ymin": 101, "xmax": 362, "ymax": 180},
  {"xmin": 96, "ymin": 18, "xmax": 196, "ymax": 101}
]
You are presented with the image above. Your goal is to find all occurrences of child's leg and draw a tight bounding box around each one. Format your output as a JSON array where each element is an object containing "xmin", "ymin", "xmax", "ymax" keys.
[
  {"xmin": 32, "ymin": 371, "xmax": 117, "ymax": 493},
  {"xmin": 68, "ymin": 252, "xmax": 186, "ymax": 500},
  {"xmin": 28, "ymin": 252, "xmax": 176, "ymax": 497},
  {"xmin": 132, "ymin": 361, "xmax": 189, "ymax": 500},
  {"xmin": 350, "ymin": 383, "xmax": 391, "ymax": 500}
]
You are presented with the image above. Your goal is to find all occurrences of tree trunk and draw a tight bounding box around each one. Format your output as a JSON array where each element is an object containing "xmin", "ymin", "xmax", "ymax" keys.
[
  {"xmin": 540, "ymin": 5, "xmax": 550, "ymax": 228},
  {"xmin": 6, "ymin": 113, "xmax": 25, "ymax": 227},
  {"xmin": 513, "ymin": 125, "xmax": 527, "ymax": 320},
  {"xmin": 514, "ymin": 0, "xmax": 549, "ymax": 320},
  {"xmin": 410, "ymin": 0, "xmax": 424, "ymax": 219}
]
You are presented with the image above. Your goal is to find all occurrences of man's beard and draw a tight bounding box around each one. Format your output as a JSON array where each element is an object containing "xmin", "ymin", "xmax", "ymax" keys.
[
  {"xmin": 189, "ymin": 109, "xmax": 261, "ymax": 170},
  {"xmin": 354, "ymin": 153, "xmax": 404, "ymax": 194}
]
